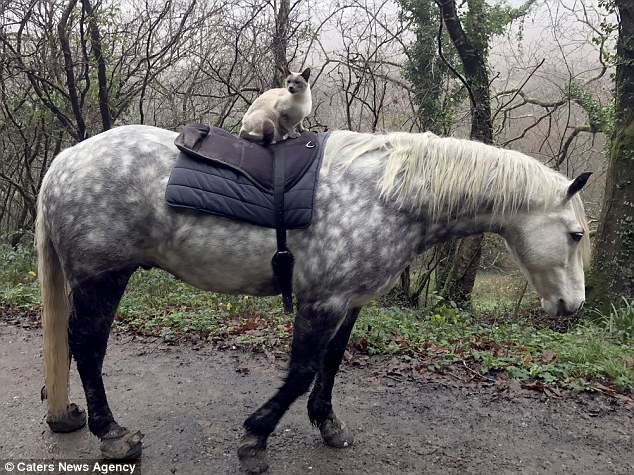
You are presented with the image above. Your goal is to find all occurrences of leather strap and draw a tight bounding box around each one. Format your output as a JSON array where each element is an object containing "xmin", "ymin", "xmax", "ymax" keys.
[{"xmin": 271, "ymin": 147, "xmax": 295, "ymax": 314}]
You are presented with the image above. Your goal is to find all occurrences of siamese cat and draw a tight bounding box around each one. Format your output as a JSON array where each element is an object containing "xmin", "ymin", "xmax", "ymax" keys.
[{"xmin": 239, "ymin": 68, "xmax": 312, "ymax": 145}]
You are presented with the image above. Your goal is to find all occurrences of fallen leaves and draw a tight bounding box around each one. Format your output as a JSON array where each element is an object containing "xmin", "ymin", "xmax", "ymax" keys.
[
  {"xmin": 540, "ymin": 350, "xmax": 557, "ymax": 364},
  {"xmin": 521, "ymin": 380, "xmax": 563, "ymax": 398}
]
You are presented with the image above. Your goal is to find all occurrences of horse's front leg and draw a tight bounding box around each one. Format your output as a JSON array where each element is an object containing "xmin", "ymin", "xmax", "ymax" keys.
[
  {"xmin": 238, "ymin": 301, "xmax": 347, "ymax": 473},
  {"xmin": 307, "ymin": 307, "xmax": 360, "ymax": 448}
]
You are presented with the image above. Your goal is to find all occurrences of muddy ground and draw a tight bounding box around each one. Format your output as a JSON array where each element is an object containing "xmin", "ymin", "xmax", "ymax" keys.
[{"xmin": 0, "ymin": 319, "xmax": 632, "ymax": 474}]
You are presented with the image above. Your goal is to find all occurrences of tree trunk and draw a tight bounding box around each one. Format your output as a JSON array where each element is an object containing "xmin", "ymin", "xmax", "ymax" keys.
[
  {"xmin": 58, "ymin": 0, "xmax": 87, "ymax": 140},
  {"xmin": 587, "ymin": 0, "xmax": 634, "ymax": 311},
  {"xmin": 271, "ymin": 0, "xmax": 290, "ymax": 88},
  {"xmin": 437, "ymin": 0, "xmax": 493, "ymax": 305},
  {"xmin": 82, "ymin": 0, "xmax": 111, "ymax": 131},
  {"xmin": 441, "ymin": 235, "xmax": 483, "ymax": 303}
]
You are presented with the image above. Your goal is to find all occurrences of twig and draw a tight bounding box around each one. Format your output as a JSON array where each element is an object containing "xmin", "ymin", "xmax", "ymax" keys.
[
  {"xmin": 513, "ymin": 281, "xmax": 528, "ymax": 320},
  {"xmin": 492, "ymin": 58, "xmax": 545, "ymax": 124},
  {"xmin": 462, "ymin": 361, "xmax": 496, "ymax": 383},
  {"xmin": 384, "ymin": 374, "xmax": 404, "ymax": 383}
]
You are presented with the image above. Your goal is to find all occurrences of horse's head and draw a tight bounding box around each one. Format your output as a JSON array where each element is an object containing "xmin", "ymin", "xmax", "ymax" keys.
[{"xmin": 502, "ymin": 173, "xmax": 591, "ymax": 316}]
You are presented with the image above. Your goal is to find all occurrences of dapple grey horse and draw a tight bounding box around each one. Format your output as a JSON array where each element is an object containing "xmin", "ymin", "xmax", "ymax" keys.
[{"xmin": 36, "ymin": 125, "xmax": 590, "ymax": 472}]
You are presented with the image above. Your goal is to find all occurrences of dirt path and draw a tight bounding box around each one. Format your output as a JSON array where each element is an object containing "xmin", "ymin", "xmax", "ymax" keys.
[{"xmin": 1, "ymin": 320, "xmax": 632, "ymax": 474}]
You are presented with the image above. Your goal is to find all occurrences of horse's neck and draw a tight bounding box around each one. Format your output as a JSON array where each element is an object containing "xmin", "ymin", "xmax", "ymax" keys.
[
  {"xmin": 420, "ymin": 213, "xmax": 507, "ymax": 249},
  {"xmin": 406, "ymin": 170, "xmax": 543, "ymax": 246}
]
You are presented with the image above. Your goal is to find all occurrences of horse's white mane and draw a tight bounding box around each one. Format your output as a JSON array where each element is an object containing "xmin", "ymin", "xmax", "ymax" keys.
[
  {"xmin": 325, "ymin": 130, "xmax": 590, "ymax": 262},
  {"xmin": 328, "ymin": 130, "xmax": 569, "ymax": 216}
]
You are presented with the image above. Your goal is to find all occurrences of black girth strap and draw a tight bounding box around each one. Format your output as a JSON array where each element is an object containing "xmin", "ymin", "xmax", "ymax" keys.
[{"xmin": 271, "ymin": 147, "xmax": 295, "ymax": 314}]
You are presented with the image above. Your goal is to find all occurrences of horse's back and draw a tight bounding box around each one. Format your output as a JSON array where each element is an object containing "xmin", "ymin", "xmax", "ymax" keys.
[
  {"xmin": 40, "ymin": 125, "xmax": 179, "ymax": 283},
  {"xmin": 48, "ymin": 125, "xmax": 177, "ymax": 175}
]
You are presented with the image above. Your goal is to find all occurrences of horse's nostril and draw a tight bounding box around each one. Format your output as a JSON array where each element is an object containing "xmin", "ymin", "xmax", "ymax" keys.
[{"xmin": 557, "ymin": 298, "xmax": 569, "ymax": 317}]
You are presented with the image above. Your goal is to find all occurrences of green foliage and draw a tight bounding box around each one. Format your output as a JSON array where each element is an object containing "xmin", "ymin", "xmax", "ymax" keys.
[
  {"xmin": 462, "ymin": 0, "xmax": 537, "ymax": 54},
  {"xmin": 353, "ymin": 301, "xmax": 634, "ymax": 391},
  {"xmin": 596, "ymin": 0, "xmax": 618, "ymax": 63},
  {"xmin": 399, "ymin": 0, "xmax": 537, "ymax": 134},
  {"xmin": 569, "ymin": 80, "xmax": 614, "ymax": 135},
  {"xmin": 399, "ymin": 0, "xmax": 465, "ymax": 134},
  {"xmin": 0, "ymin": 242, "xmax": 40, "ymax": 308}
]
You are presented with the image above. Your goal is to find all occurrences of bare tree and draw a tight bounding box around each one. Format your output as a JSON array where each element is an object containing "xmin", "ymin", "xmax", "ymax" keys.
[{"xmin": 271, "ymin": 0, "xmax": 291, "ymax": 87}]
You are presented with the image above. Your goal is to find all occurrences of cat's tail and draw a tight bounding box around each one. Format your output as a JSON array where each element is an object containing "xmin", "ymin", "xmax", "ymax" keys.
[
  {"xmin": 239, "ymin": 119, "xmax": 276, "ymax": 146},
  {"xmin": 260, "ymin": 120, "xmax": 275, "ymax": 146}
]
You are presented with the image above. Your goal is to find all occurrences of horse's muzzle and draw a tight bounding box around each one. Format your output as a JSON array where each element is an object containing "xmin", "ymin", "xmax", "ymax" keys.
[{"xmin": 556, "ymin": 298, "xmax": 584, "ymax": 316}]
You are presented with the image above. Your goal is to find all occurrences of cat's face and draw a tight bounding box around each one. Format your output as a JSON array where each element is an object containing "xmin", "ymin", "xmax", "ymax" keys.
[{"xmin": 286, "ymin": 68, "xmax": 311, "ymax": 94}]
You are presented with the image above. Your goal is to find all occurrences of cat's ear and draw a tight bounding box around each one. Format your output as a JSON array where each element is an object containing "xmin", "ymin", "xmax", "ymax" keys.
[
  {"xmin": 301, "ymin": 68, "xmax": 311, "ymax": 81},
  {"xmin": 283, "ymin": 65, "xmax": 291, "ymax": 77}
]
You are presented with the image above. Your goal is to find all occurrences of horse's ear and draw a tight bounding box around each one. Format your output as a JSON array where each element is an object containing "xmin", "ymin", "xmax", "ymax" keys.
[
  {"xmin": 301, "ymin": 68, "xmax": 311, "ymax": 81},
  {"xmin": 566, "ymin": 172, "xmax": 592, "ymax": 199}
]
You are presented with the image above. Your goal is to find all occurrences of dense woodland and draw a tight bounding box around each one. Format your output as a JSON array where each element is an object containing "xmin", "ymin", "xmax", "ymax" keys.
[{"xmin": 0, "ymin": 0, "xmax": 631, "ymax": 310}]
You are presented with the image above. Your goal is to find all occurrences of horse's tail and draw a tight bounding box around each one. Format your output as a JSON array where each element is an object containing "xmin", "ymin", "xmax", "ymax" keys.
[{"xmin": 36, "ymin": 193, "xmax": 70, "ymax": 417}]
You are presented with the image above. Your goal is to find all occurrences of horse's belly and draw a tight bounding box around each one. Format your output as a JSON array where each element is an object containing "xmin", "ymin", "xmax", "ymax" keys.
[
  {"xmin": 166, "ymin": 262, "xmax": 277, "ymax": 297},
  {"xmin": 153, "ymin": 216, "xmax": 279, "ymax": 296}
]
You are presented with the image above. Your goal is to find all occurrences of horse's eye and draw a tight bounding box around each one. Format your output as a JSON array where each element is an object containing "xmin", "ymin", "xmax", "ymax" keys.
[{"xmin": 570, "ymin": 232, "xmax": 584, "ymax": 242}]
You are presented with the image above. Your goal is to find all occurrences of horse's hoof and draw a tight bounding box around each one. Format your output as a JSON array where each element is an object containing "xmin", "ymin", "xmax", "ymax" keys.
[
  {"xmin": 46, "ymin": 403, "xmax": 87, "ymax": 433},
  {"xmin": 237, "ymin": 432, "xmax": 269, "ymax": 474},
  {"xmin": 100, "ymin": 427, "xmax": 144, "ymax": 460},
  {"xmin": 319, "ymin": 415, "xmax": 353, "ymax": 448}
]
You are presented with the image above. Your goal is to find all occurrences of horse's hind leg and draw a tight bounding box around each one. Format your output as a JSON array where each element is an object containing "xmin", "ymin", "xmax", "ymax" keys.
[
  {"xmin": 238, "ymin": 301, "xmax": 346, "ymax": 473},
  {"xmin": 69, "ymin": 267, "xmax": 143, "ymax": 460},
  {"xmin": 307, "ymin": 307, "xmax": 360, "ymax": 448}
]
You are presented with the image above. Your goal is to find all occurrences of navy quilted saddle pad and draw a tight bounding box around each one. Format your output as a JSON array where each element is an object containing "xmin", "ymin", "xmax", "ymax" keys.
[{"xmin": 165, "ymin": 124, "xmax": 327, "ymax": 229}]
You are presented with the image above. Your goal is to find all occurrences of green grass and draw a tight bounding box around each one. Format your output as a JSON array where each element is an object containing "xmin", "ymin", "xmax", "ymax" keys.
[
  {"xmin": 471, "ymin": 271, "xmax": 540, "ymax": 315},
  {"xmin": 116, "ymin": 269, "xmax": 291, "ymax": 348},
  {"xmin": 1, "ymin": 243, "xmax": 633, "ymax": 392},
  {"xmin": 589, "ymin": 297, "xmax": 634, "ymax": 343}
]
